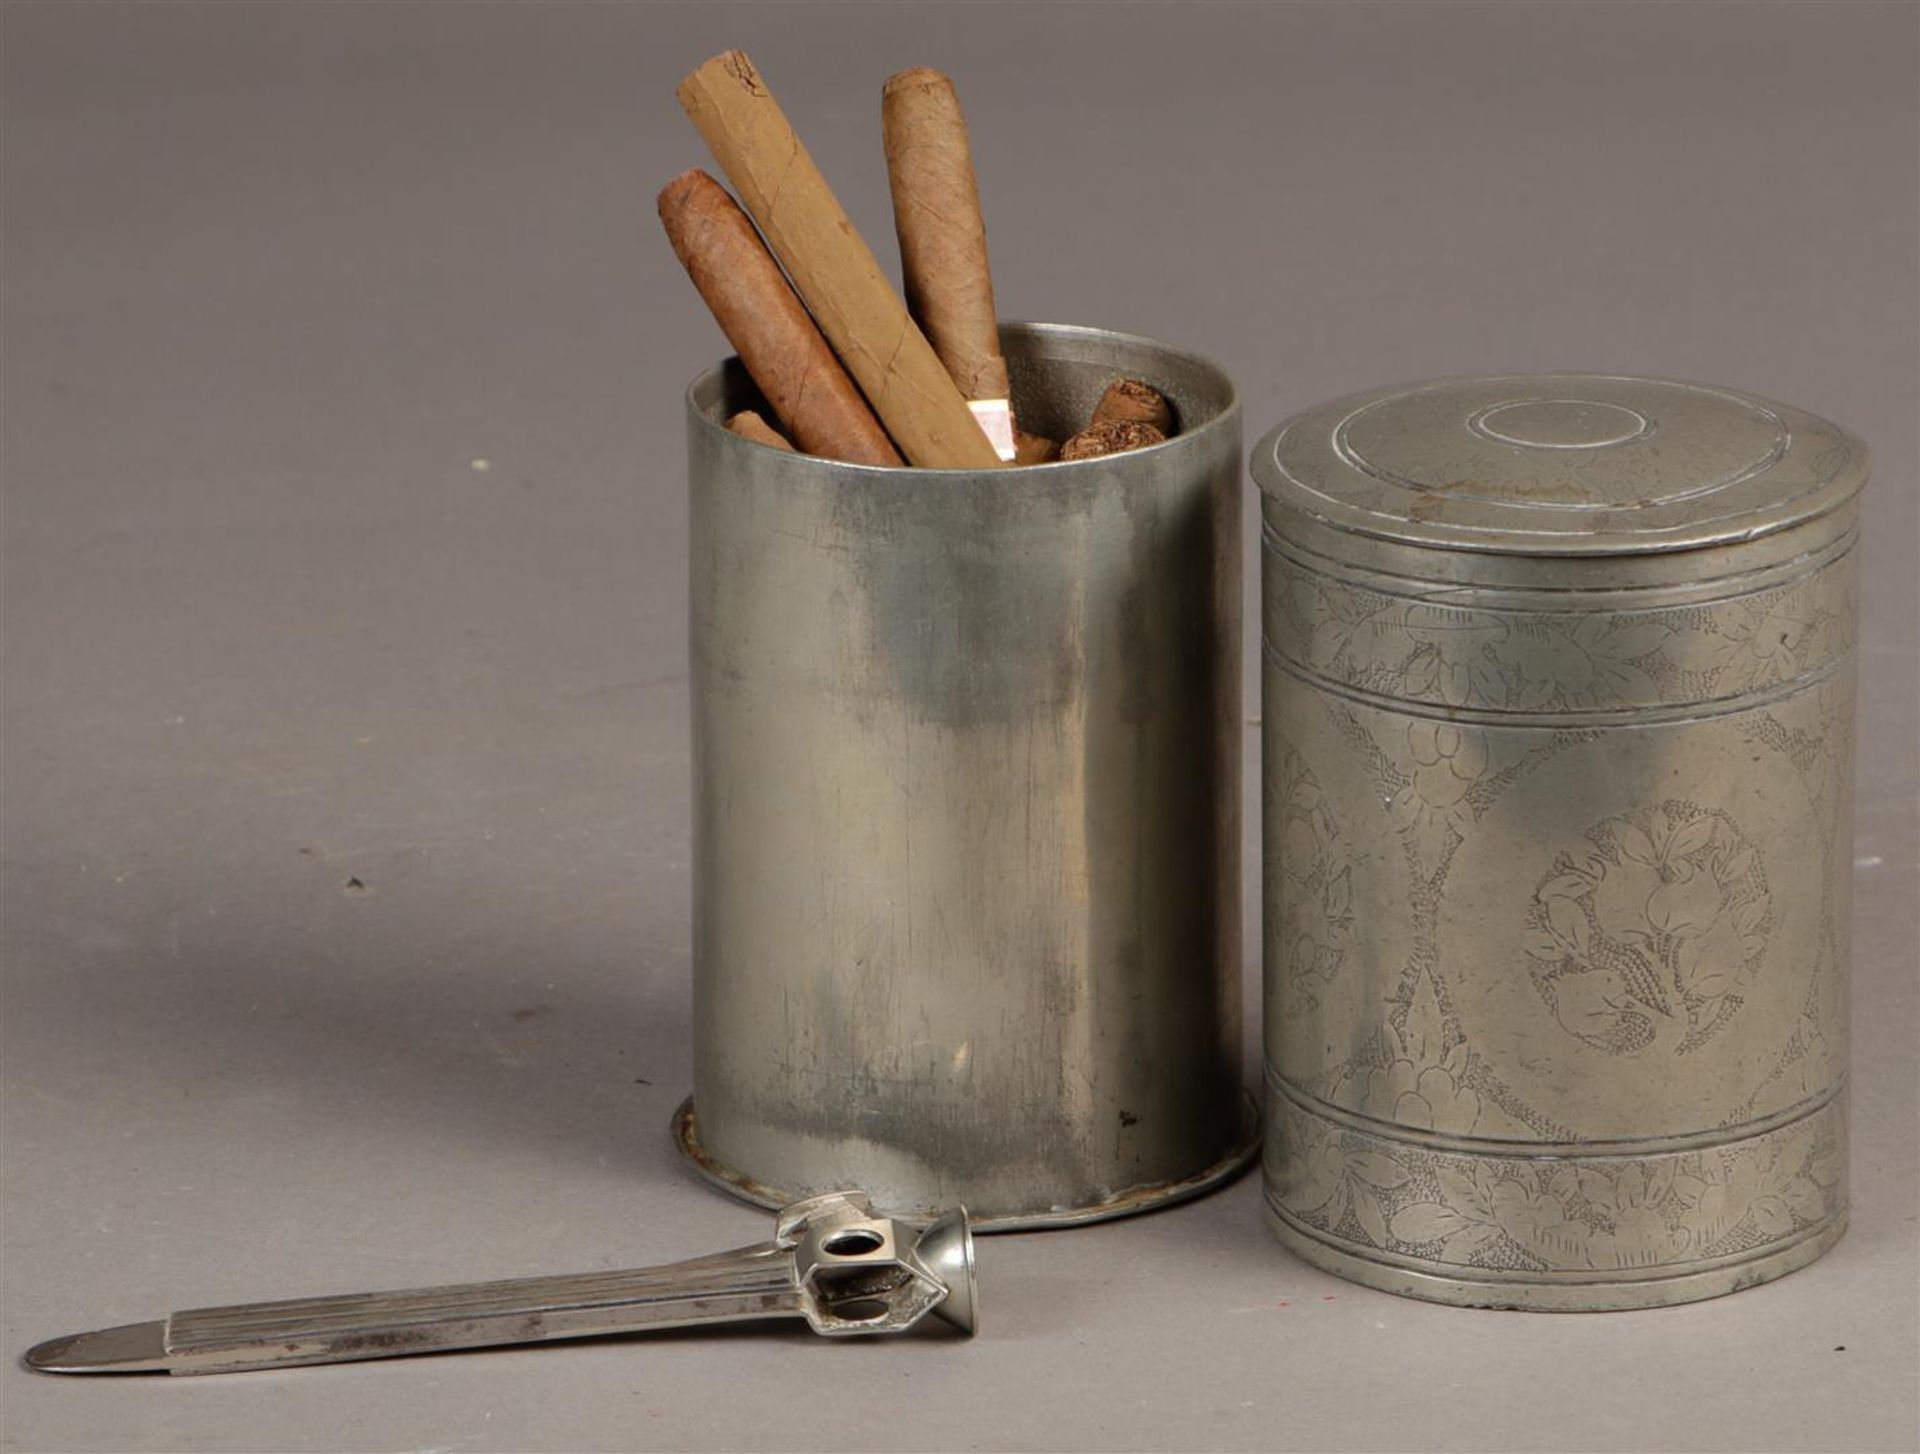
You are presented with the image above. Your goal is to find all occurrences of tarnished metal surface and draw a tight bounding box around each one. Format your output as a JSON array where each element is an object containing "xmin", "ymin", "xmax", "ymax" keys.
[
  {"xmin": 24, "ymin": 1192, "xmax": 976, "ymax": 1375},
  {"xmin": 683, "ymin": 323, "xmax": 1248, "ymax": 1227},
  {"xmin": 672, "ymin": 1093, "xmax": 1258, "ymax": 1232},
  {"xmin": 1253, "ymin": 374, "xmax": 1868, "ymax": 1310}
]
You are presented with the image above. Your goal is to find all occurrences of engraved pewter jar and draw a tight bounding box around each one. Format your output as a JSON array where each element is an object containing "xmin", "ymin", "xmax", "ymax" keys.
[
  {"xmin": 1253, "ymin": 375, "xmax": 1867, "ymax": 1309},
  {"xmin": 680, "ymin": 323, "xmax": 1254, "ymax": 1229}
]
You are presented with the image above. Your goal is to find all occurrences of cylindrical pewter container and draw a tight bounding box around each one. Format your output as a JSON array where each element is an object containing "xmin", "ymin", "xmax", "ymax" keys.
[
  {"xmin": 1254, "ymin": 375, "xmax": 1866, "ymax": 1309},
  {"xmin": 679, "ymin": 323, "xmax": 1254, "ymax": 1229}
]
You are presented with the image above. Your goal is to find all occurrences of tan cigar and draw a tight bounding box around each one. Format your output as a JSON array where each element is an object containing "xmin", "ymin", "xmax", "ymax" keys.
[
  {"xmin": 678, "ymin": 52, "xmax": 1000, "ymax": 470},
  {"xmin": 1090, "ymin": 379, "xmax": 1173, "ymax": 434},
  {"xmin": 1013, "ymin": 430, "xmax": 1059, "ymax": 465},
  {"xmin": 659, "ymin": 169, "xmax": 902, "ymax": 467},
  {"xmin": 1059, "ymin": 420, "xmax": 1166, "ymax": 461},
  {"xmin": 727, "ymin": 410, "xmax": 795, "ymax": 451},
  {"xmin": 882, "ymin": 67, "xmax": 1014, "ymax": 461}
]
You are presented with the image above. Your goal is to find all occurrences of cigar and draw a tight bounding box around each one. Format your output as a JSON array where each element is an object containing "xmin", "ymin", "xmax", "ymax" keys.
[
  {"xmin": 727, "ymin": 410, "xmax": 795, "ymax": 451},
  {"xmin": 881, "ymin": 67, "xmax": 1014, "ymax": 461},
  {"xmin": 1090, "ymin": 379, "xmax": 1173, "ymax": 434},
  {"xmin": 1059, "ymin": 420, "xmax": 1166, "ymax": 461},
  {"xmin": 659, "ymin": 169, "xmax": 902, "ymax": 468},
  {"xmin": 1013, "ymin": 430, "xmax": 1059, "ymax": 465},
  {"xmin": 678, "ymin": 52, "xmax": 1001, "ymax": 470}
]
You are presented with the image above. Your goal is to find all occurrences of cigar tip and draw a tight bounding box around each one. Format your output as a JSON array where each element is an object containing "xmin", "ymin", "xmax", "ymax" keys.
[
  {"xmin": 883, "ymin": 66, "xmax": 954, "ymax": 96},
  {"xmin": 727, "ymin": 410, "xmax": 796, "ymax": 452},
  {"xmin": 684, "ymin": 49, "xmax": 764, "ymax": 98},
  {"xmin": 1060, "ymin": 420, "xmax": 1167, "ymax": 462},
  {"xmin": 657, "ymin": 167, "xmax": 718, "ymax": 214}
]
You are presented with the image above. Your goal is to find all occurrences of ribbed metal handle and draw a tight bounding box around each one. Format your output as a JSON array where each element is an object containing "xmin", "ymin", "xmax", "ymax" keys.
[{"xmin": 163, "ymin": 1244, "xmax": 799, "ymax": 1374}]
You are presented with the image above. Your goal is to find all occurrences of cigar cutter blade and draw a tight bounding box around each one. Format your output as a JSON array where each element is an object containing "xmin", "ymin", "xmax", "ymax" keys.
[{"xmin": 23, "ymin": 1191, "xmax": 976, "ymax": 1376}]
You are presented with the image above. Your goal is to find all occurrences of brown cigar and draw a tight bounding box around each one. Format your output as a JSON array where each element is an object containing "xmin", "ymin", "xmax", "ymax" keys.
[
  {"xmin": 1090, "ymin": 379, "xmax": 1173, "ymax": 434},
  {"xmin": 1013, "ymin": 430, "xmax": 1059, "ymax": 465},
  {"xmin": 727, "ymin": 410, "xmax": 795, "ymax": 451},
  {"xmin": 1059, "ymin": 420, "xmax": 1166, "ymax": 461},
  {"xmin": 679, "ymin": 52, "xmax": 1000, "ymax": 470},
  {"xmin": 659, "ymin": 169, "xmax": 901, "ymax": 467},
  {"xmin": 882, "ymin": 67, "xmax": 1013, "ymax": 460}
]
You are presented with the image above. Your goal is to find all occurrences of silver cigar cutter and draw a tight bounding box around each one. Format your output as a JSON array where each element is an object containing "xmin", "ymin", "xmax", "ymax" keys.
[{"xmin": 25, "ymin": 1191, "xmax": 975, "ymax": 1376}]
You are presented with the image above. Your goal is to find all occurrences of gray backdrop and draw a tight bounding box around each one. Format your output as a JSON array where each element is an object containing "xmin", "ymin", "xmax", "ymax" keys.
[{"xmin": 3, "ymin": 3, "xmax": 1915, "ymax": 1451}]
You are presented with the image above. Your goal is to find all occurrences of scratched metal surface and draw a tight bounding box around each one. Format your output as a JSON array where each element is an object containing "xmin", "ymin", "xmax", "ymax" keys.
[
  {"xmin": 682, "ymin": 325, "xmax": 1249, "ymax": 1229},
  {"xmin": 2, "ymin": 3, "xmax": 1914, "ymax": 1451}
]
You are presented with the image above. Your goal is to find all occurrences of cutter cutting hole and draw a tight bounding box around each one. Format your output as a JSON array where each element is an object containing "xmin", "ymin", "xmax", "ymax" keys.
[
  {"xmin": 822, "ymin": 1228, "xmax": 885, "ymax": 1256},
  {"xmin": 827, "ymin": 1299, "xmax": 891, "ymax": 1322}
]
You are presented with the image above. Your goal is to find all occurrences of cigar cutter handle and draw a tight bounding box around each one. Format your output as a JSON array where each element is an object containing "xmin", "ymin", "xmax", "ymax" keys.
[{"xmin": 26, "ymin": 1191, "xmax": 975, "ymax": 1375}]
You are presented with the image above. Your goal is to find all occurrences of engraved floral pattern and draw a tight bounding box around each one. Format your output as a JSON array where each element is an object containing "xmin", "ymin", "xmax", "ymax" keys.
[
  {"xmin": 1297, "ymin": 695, "xmax": 1583, "ymax": 1142},
  {"xmin": 1355, "ymin": 966, "xmax": 1482, "ymax": 1135},
  {"xmin": 1526, "ymin": 802, "xmax": 1771, "ymax": 1056},
  {"xmin": 1379, "ymin": 717, "xmax": 1518, "ymax": 874},
  {"xmin": 1269, "ymin": 1094, "xmax": 1844, "ymax": 1273},
  {"xmin": 1271, "ymin": 741, "xmax": 1353, "ymax": 1014},
  {"xmin": 1391, "ymin": 719, "xmax": 1490, "ymax": 821},
  {"xmin": 1268, "ymin": 550, "xmax": 1853, "ymax": 713},
  {"xmin": 1262, "ymin": 529, "xmax": 1856, "ymax": 1297},
  {"xmin": 1280, "ymin": 1111, "xmax": 1412, "ymax": 1252},
  {"xmin": 1711, "ymin": 579, "xmax": 1855, "ymax": 694}
]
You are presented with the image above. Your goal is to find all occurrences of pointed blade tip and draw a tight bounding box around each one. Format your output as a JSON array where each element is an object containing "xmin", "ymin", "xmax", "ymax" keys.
[{"xmin": 24, "ymin": 1320, "xmax": 170, "ymax": 1374}]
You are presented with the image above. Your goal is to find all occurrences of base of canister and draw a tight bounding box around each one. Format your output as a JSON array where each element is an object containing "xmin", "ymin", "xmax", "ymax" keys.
[
  {"xmin": 672, "ymin": 1091, "xmax": 1262, "ymax": 1233},
  {"xmin": 1263, "ymin": 1200, "xmax": 1847, "ymax": 1311}
]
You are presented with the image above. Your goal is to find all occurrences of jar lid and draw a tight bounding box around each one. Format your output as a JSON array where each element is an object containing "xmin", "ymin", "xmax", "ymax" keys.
[{"xmin": 1252, "ymin": 373, "xmax": 1868, "ymax": 558}]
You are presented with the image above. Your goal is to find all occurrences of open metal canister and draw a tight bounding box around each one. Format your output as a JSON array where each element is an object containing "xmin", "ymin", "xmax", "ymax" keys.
[
  {"xmin": 1253, "ymin": 375, "xmax": 1867, "ymax": 1309},
  {"xmin": 679, "ymin": 323, "xmax": 1254, "ymax": 1229}
]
